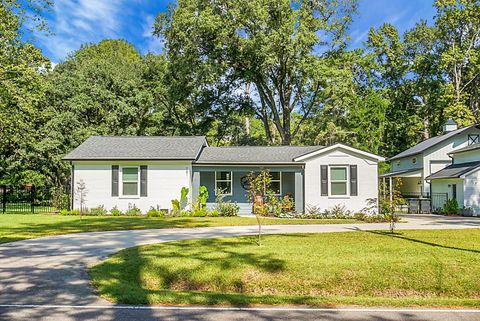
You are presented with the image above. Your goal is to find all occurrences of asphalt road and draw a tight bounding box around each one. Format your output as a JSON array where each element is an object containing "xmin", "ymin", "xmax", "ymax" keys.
[{"xmin": 0, "ymin": 214, "xmax": 479, "ymax": 320}]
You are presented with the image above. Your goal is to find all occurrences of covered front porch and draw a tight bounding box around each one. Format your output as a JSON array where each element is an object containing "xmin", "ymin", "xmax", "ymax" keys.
[
  {"xmin": 192, "ymin": 165, "xmax": 304, "ymax": 214},
  {"xmin": 379, "ymin": 168, "xmax": 431, "ymax": 213}
]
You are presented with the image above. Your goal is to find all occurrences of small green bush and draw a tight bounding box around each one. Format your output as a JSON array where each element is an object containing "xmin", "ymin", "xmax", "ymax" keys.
[
  {"xmin": 146, "ymin": 207, "xmax": 166, "ymax": 218},
  {"xmin": 125, "ymin": 204, "xmax": 142, "ymax": 216},
  {"xmin": 110, "ymin": 206, "xmax": 122, "ymax": 216},
  {"xmin": 218, "ymin": 202, "xmax": 240, "ymax": 217},
  {"xmin": 59, "ymin": 209, "xmax": 81, "ymax": 216},
  {"xmin": 442, "ymin": 199, "xmax": 459, "ymax": 215},
  {"xmin": 89, "ymin": 205, "xmax": 107, "ymax": 216},
  {"xmin": 209, "ymin": 209, "xmax": 220, "ymax": 217}
]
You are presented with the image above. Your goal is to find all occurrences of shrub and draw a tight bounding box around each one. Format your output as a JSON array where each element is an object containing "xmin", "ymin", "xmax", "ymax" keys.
[
  {"xmin": 191, "ymin": 208, "xmax": 209, "ymax": 217},
  {"xmin": 218, "ymin": 202, "xmax": 240, "ymax": 217},
  {"xmin": 442, "ymin": 199, "xmax": 459, "ymax": 215},
  {"xmin": 110, "ymin": 206, "xmax": 122, "ymax": 216},
  {"xmin": 180, "ymin": 187, "xmax": 189, "ymax": 210},
  {"xmin": 324, "ymin": 204, "xmax": 352, "ymax": 219},
  {"xmin": 209, "ymin": 209, "xmax": 220, "ymax": 217},
  {"xmin": 171, "ymin": 199, "xmax": 180, "ymax": 215},
  {"xmin": 125, "ymin": 204, "xmax": 142, "ymax": 216},
  {"xmin": 146, "ymin": 207, "xmax": 166, "ymax": 218},
  {"xmin": 59, "ymin": 209, "xmax": 81, "ymax": 216},
  {"xmin": 89, "ymin": 205, "xmax": 107, "ymax": 216},
  {"xmin": 198, "ymin": 186, "xmax": 209, "ymax": 208}
]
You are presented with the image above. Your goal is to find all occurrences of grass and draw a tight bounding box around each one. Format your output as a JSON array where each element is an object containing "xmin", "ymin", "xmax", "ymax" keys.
[
  {"xmin": 0, "ymin": 213, "xmax": 359, "ymax": 244},
  {"xmin": 89, "ymin": 229, "xmax": 480, "ymax": 308}
]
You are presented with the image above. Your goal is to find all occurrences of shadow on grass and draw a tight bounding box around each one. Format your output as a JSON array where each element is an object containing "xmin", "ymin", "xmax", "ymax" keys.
[
  {"xmin": 366, "ymin": 230, "xmax": 480, "ymax": 254},
  {"xmin": 90, "ymin": 236, "xmax": 287, "ymax": 306}
]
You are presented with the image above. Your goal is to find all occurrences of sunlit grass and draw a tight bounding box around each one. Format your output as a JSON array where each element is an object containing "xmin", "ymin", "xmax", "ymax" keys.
[
  {"xmin": 90, "ymin": 230, "xmax": 480, "ymax": 307},
  {"xmin": 0, "ymin": 213, "xmax": 359, "ymax": 244}
]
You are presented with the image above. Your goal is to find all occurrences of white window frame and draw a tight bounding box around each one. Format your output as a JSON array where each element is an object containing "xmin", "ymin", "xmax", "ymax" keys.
[
  {"xmin": 270, "ymin": 171, "xmax": 282, "ymax": 196},
  {"xmin": 468, "ymin": 134, "xmax": 479, "ymax": 145},
  {"xmin": 329, "ymin": 166, "xmax": 349, "ymax": 197},
  {"xmin": 121, "ymin": 166, "xmax": 140, "ymax": 197},
  {"xmin": 215, "ymin": 171, "xmax": 233, "ymax": 196}
]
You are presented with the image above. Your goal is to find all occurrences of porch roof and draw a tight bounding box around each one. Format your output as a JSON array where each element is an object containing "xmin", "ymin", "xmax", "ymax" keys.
[
  {"xmin": 379, "ymin": 168, "xmax": 422, "ymax": 178},
  {"xmin": 425, "ymin": 161, "xmax": 480, "ymax": 180}
]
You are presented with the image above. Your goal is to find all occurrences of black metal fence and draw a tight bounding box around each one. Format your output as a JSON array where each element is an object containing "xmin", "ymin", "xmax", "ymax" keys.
[{"xmin": 1, "ymin": 185, "xmax": 70, "ymax": 214}]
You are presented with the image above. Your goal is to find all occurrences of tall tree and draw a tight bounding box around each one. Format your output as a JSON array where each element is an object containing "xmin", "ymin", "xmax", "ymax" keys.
[
  {"xmin": 155, "ymin": 0, "xmax": 358, "ymax": 145},
  {"xmin": 0, "ymin": 0, "xmax": 51, "ymax": 184}
]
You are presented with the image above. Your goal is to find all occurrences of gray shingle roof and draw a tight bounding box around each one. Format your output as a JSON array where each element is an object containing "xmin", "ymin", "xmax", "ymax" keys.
[
  {"xmin": 426, "ymin": 161, "xmax": 480, "ymax": 180},
  {"xmin": 389, "ymin": 125, "xmax": 480, "ymax": 161},
  {"xmin": 449, "ymin": 143, "xmax": 480, "ymax": 155},
  {"xmin": 63, "ymin": 136, "xmax": 207, "ymax": 160},
  {"xmin": 378, "ymin": 168, "xmax": 422, "ymax": 178},
  {"xmin": 194, "ymin": 146, "xmax": 324, "ymax": 164}
]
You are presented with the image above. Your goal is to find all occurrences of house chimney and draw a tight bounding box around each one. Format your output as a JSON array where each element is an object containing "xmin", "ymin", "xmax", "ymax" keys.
[{"xmin": 443, "ymin": 119, "xmax": 458, "ymax": 133}]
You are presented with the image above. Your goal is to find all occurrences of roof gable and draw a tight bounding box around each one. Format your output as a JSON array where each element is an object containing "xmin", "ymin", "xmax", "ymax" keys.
[
  {"xmin": 63, "ymin": 136, "xmax": 207, "ymax": 160},
  {"xmin": 389, "ymin": 125, "xmax": 480, "ymax": 161},
  {"xmin": 293, "ymin": 143, "xmax": 385, "ymax": 162}
]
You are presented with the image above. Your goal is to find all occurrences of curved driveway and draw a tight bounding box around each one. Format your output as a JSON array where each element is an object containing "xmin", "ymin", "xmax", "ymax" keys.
[{"xmin": 0, "ymin": 214, "xmax": 479, "ymax": 320}]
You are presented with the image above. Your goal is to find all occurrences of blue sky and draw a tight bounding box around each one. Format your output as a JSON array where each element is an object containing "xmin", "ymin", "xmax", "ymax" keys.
[{"xmin": 34, "ymin": 0, "xmax": 437, "ymax": 63}]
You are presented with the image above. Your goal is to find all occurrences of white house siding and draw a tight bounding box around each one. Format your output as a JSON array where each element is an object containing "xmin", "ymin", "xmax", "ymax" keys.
[
  {"xmin": 391, "ymin": 154, "xmax": 423, "ymax": 172},
  {"xmin": 431, "ymin": 178, "xmax": 464, "ymax": 208},
  {"xmin": 453, "ymin": 150, "xmax": 480, "ymax": 164},
  {"xmin": 303, "ymin": 148, "xmax": 379, "ymax": 213},
  {"xmin": 72, "ymin": 161, "xmax": 192, "ymax": 213},
  {"xmin": 422, "ymin": 128, "xmax": 480, "ymax": 194},
  {"xmin": 464, "ymin": 170, "xmax": 480, "ymax": 215}
]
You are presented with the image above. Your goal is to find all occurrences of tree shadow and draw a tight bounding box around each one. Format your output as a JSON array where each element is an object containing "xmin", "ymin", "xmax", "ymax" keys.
[
  {"xmin": 365, "ymin": 230, "xmax": 480, "ymax": 254},
  {"xmin": 90, "ymin": 236, "xmax": 287, "ymax": 306}
]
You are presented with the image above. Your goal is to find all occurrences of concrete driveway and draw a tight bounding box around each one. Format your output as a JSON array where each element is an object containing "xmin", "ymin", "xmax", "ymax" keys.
[{"xmin": 0, "ymin": 214, "xmax": 478, "ymax": 320}]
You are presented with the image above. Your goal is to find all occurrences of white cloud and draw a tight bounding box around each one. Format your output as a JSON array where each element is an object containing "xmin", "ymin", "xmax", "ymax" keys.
[
  {"xmin": 140, "ymin": 14, "xmax": 164, "ymax": 55},
  {"xmin": 40, "ymin": 0, "xmax": 128, "ymax": 62}
]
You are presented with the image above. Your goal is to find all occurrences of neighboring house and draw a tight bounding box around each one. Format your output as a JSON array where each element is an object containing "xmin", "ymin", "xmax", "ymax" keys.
[
  {"xmin": 63, "ymin": 136, "xmax": 384, "ymax": 214},
  {"xmin": 380, "ymin": 120, "xmax": 480, "ymax": 199},
  {"xmin": 426, "ymin": 143, "xmax": 480, "ymax": 216}
]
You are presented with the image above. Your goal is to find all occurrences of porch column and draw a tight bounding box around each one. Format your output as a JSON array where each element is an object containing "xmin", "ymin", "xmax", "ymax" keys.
[
  {"xmin": 294, "ymin": 171, "xmax": 304, "ymax": 213},
  {"xmin": 389, "ymin": 177, "xmax": 393, "ymax": 203},
  {"xmin": 192, "ymin": 171, "xmax": 200, "ymax": 203}
]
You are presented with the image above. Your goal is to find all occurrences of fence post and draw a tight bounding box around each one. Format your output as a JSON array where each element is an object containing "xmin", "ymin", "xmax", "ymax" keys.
[
  {"xmin": 30, "ymin": 185, "xmax": 35, "ymax": 214},
  {"xmin": 2, "ymin": 185, "xmax": 6, "ymax": 214}
]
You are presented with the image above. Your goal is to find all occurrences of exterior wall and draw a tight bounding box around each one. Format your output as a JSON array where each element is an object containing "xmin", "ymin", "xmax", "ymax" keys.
[
  {"xmin": 303, "ymin": 148, "xmax": 379, "ymax": 213},
  {"xmin": 422, "ymin": 127, "xmax": 480, "ymax": 194},
  {"xmin": 72, "ymin": 161, "xmax": 192, "ymax": 213},
  {"xmin": 453, "ymin": 150, "xmax": 480, "ymax": 164},
  {"xmin": 430, "ymin": 178, "xmax": 464, "ymax": 208},
  {"xmin": 193, "ymin": 165, "xmax": 302, "ymax": 214},
  {"xmin": 399, "ymin": 177, "xmax": 423, "ymax": 195},
  {"xmin": 464, "ymin": 170, "xmax": 480, "ymax": 215},
  {"xmin": 391, "ymin": 154, "xmax": 423, "ymax": 172}
]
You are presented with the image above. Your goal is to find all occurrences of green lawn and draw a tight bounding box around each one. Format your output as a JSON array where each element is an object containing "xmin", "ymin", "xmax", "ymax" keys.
[
  {"xmin": 0, "ymin": 213, "xmax": 359, "ymax": 244},
  {"xmin": 90, "ymin": 229, "xmax": 480, "ymax": 307}
]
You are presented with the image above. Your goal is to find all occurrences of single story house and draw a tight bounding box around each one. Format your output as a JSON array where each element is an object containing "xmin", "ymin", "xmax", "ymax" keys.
[
  {"xmin": 63, "ymin": 136, "xmax": 385, "ymax": 214},
  {"xmin": 426, "ymin": 142, "xmax": 480, "ymax": 215}
]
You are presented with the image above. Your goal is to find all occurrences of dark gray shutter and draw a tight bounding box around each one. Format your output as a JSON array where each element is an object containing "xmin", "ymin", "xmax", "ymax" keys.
[
  {"xmin": 350, "ymin": 165, "xmax": 358, "ymax": 196},
  {"xmin": 320, "ymin": 165, "xmax": 328, "ymax": 196},
  {"xmin": 140, "ymin": 165, "xmax": 148, "ymax": 197},
  {"xmin": 112, "ymin": 165, "xmax": 119, "ymax": 196}
]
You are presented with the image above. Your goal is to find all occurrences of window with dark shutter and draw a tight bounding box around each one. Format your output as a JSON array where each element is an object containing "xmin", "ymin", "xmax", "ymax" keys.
[
  {"xmin": 140, "ymin": 165, "xmax": 148, "ymax": 197},
  {"xmin": 112, "ymin": 165, "xmax": 119, "ymax": 196},
  {"xmin": 320, "ymin": 165, "xmax": 328, "ymax": 196},
  {"xmin": 350, "ymin": 165, "xmax": 358, "ymax": 196}
]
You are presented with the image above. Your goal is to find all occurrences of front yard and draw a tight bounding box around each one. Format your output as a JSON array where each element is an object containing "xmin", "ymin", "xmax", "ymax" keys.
[
  {"xmin": 0, "ymin": 214, "xmax": 359, "ymax": 244},
  {"xmin": 90, "ymin": 229, "xmax": 480, "ymax": 307}
]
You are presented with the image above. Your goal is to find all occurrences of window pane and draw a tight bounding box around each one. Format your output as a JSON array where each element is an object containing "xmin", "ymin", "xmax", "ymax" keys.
[
  {"xmin": 123, "ymin": 182, "xmax": 138, "ymax": 195},
  {"xmin": 271, "ymin": 181, "xmax": 281, "ymax": 194},
  {"xmin": 270, "ymin": 172, "xmax": 280, "ymax": 180},
  {"xmin": 331, "ymin": 182, "xmax": 347, "ymax": 195},
  {"xmin": 330, "ymin": 168, "xmax": 347, "ymax": 181},
  {"xmin": 217, "ymin": 172, "xmax": 231, "ymax": 180},
  {"xmin": 216, "ymin": 181, "xmax": 232, "ymax": 194},
  {"xmin": 123, "ymin": 168, "xmax": 138, "ymax": 181}
]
